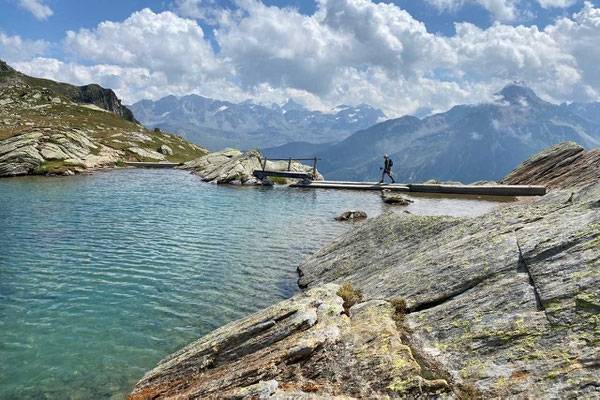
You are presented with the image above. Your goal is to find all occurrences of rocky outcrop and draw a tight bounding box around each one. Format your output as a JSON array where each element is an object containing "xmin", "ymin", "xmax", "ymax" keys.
[
  {"xmin": 0, "ymin": 132, "xmax": 45, "ymax": 176},
  {"xmin": 0, "ymin": 73, "xmax": 208, "ymax": 177},
  {"xmin": 131, "ymin": 143, "xmax": 599, "ymax": 399},
  {"xmin": 500, "ymin": 141, "xmax": 600, "ymax": 190},
  {"xmin": 0, "ymin": 59, "xmax": 136, "ymax": 122},
  {"xmin": 297, "ymin": 175, "xmax": 599, "ymax": 398},
  {"xmin": 129, "ymin": 284, "xmax": 452, "ymax": 399},
  {"xmin": 72, "ymin": 84, "xmax": 137, "ymax": 123},
  {"xmin": 157, "ymin": 144, "xmax": 173, "ymax": 156},
  {"xmin": 183, "ymin": 148, "xmax": 323, "ymax": 185}
]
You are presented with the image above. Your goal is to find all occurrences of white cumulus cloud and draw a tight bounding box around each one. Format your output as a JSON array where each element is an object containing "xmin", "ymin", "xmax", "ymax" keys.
[
  {"xmin": 537, "ymin": 0, "xmax": 578, "ymax": 8},
  {"xmin": 215, "ymin": 0, "xmax": 451, "ymax": 95},
  {"xmin": 63, "ymin": 8, "xmax": 227, "ymax": 83},
  {"xmin": 7, "ymin": 0, "xmax": 600, "ymax": 117},
  {"xmin": 0, "ymin": 32, "xmax": 50, "ymax": 61},
  {"xmin": 426, "ymin": 0, "xmax": 520, "ymax": 21},
  {"xmin": 17, "ymin": 0, "xmax": 53, "ymax": 20}
]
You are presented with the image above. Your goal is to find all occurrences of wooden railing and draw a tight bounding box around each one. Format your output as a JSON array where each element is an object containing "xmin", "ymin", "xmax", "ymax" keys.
[{"xmin": 260, "ymin": 157, "xmax": 321, "ymax": 177}]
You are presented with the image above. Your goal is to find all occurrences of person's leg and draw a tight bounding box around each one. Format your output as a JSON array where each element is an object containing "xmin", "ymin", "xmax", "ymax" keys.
[
  {"xmin": 388, "ymin": 171, "xmax": 396, "ymax": 183},
  {"xmin": 380, "ymin": 170, "xmax": 385, "ymax": 183}
]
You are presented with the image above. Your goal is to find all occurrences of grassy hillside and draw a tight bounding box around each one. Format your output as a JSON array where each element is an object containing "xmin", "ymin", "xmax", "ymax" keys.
[{"xmin": 0, "ymin": 61, "xmax": 209, "ymax": 176}]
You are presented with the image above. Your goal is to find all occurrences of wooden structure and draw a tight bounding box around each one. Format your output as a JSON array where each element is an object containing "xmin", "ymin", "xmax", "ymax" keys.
[
  {"xmin": 291, "ymin": 180, "xmax": 546, "ymax": 197},
  {"xmin": 124, "ymin": 162, "xmax": 182, "ymax": 168},
  {"xmin": 253, "ymin": 157, "xmax": 321, "ymax": 181}
]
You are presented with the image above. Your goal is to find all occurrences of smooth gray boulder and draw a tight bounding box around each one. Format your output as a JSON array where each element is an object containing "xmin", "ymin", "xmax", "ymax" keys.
[
  {"xmin": 157, "ymin": 144, "xmax": 173, "ymax": 156},
  {"xmin": 40, "ymin": 142, "xmax": 68, "ymax": 160},
  {"xmin": 0, "ymin": 132, "xmax": 44, "ymax": 176},
  {"xmin": 335, "ymin": 210, "xmax": 367, "ymax": 221},
  {"xmin": 127, "ymin": 147, "xmax": 166, "ymax": 161}
]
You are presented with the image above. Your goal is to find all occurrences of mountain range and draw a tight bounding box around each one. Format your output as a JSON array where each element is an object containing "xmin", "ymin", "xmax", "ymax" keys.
[
  {"xmin": 128, "ymin": 96, "xmax": 385, "ymax": 152},
  {"xmin": 262, "ymin": 84, "xmax": 600, "ymax": 183}
]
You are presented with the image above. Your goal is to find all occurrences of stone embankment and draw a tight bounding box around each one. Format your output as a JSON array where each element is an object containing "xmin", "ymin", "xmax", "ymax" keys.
[
  {"xmin": 129, "ymin": 141, "xmax": 600, "ymax": 399},
  {"xmin": 182, "ymin": 148, "xmax": 324, "ymax": 185}
]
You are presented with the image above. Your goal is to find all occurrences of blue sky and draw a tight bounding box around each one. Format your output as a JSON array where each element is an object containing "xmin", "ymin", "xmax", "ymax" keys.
[{"xmin": 1, "ymin": 0, "xmax": 599, "ymax": 116}]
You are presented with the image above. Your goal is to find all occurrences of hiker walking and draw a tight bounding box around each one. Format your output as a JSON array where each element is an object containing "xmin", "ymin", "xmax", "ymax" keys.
[{"xmin": 379, "ymin": 154, "xmax": 396, "ymax": 184}]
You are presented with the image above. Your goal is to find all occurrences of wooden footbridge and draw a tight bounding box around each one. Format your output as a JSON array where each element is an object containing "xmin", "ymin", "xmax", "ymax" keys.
[
  {"xmin": 253, "ymin": 157, "xmax": 320, "ymax": 181},
  {"xmin": 254, "ymin": 157, "xmax": 546, "ymax": 197}
]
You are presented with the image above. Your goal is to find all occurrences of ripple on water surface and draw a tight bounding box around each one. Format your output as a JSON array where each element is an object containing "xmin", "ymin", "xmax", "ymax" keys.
[{"xmin": 0, "ymin": 169, "xmax": 509, "ymax": 399}]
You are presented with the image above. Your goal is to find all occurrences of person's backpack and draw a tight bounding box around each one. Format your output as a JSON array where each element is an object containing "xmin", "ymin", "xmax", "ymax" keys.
[{"xmin": 389, "ymin": 159, "xmax": 393, "ymax": 167}]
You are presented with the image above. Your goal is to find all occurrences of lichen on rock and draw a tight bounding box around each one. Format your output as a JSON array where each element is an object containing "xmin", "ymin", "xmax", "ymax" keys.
[{"xmin": 129, "ymin": 285, "xmax": 454, "ymax": 399}]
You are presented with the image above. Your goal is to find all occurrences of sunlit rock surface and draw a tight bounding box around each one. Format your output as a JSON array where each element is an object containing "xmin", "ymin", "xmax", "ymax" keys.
[{"xmin": 129, "ymin": 285, "xmax": 452, "ymax": 399}]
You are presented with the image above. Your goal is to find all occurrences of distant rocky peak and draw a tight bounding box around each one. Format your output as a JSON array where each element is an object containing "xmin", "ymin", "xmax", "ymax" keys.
[
  {"xmin": 282, "ymin": 98, "xmax": 306, "ymax": 112},
  {"xmin": 496, "ymin": 83, "xmax": 547, "ymax": 107},
  {"xmin": 269, "ymin": 103, "xmax": 285, "ymax": 114},
  {"xmin": 331, "ymin": 104, "xmax": 351, "ymax": 113}
]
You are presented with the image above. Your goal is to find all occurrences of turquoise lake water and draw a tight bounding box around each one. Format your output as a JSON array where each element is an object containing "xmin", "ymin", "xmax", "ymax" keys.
[{"xmin": 0, "ymin": 169, "xmax": 508, "ymax": 399}]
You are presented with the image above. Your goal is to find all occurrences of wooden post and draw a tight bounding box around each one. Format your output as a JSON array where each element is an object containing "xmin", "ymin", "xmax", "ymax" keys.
[
  {"xmin": 262, "ymin": 157, "xmax": 267, "ymax": 171},
  {"xmin": 288, "ymin": 157, "xmax": 292, "ymax": 171},
  {"xmin": 312, "ymin": 157, "xmax": 317, "ymax": 178}
]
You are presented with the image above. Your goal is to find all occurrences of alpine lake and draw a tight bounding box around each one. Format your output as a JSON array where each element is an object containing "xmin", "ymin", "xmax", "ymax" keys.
[{"xmin": 0, "ymin": 169, "xmax": 513, "ymax": 399}]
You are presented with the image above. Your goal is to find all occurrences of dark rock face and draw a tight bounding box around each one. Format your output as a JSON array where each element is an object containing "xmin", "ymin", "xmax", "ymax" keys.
[
  {"xmin": 131, "ymin": 144, "xmax": 599, "ymax": 399},
  {"xmin": 0, "ymin": 60, "xmax": 14, "ymax": 74},
  {"xmin": 74, "ymin": 84, "xmax": 137, "ymax": 123}
]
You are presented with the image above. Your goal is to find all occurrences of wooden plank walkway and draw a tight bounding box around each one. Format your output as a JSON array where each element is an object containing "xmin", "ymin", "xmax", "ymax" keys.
[
  {"xmin": 124, "ymin": 162, "xmax": 182, "ymax": 168},
  {"xmin": 290, "ymin": 181, "xmax": 410, "ymax": 191},
  {"xmin": 253, "ymin": 170, "xmax": 312, "ymax": 180},
  {"xmin": 290, "ymin": 180, "xmax": 546, "ymax": 196}
]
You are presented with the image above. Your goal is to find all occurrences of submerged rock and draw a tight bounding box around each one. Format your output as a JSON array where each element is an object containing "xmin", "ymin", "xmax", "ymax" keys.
[
  {"xmin": 381, "ymin": 190, "xmax": 413, "ymax": 205},
  {"xmin": 335, "ymin": 210, "xmax": 367, "ymax": 221}
]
